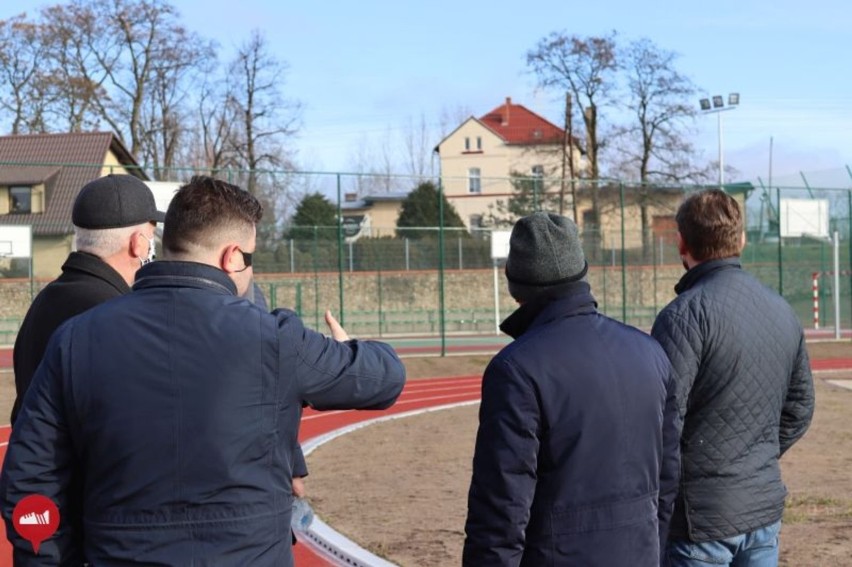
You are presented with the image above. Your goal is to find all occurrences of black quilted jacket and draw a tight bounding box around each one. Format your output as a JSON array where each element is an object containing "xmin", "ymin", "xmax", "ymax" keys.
[{"xmin": 651, "ymin": 258, "xmax": 814, "ymax": 542}]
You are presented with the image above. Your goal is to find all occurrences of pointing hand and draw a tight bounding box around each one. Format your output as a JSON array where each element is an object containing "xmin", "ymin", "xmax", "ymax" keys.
[{"xmin": 324, "ymin": 310, "xmax": 350, "ymax": 342}]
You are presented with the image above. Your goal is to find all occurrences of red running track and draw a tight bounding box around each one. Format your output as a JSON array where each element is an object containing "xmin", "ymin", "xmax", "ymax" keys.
[{"xmin": 0, "ymin": 375, "xmax": 483, "ymax": 567}]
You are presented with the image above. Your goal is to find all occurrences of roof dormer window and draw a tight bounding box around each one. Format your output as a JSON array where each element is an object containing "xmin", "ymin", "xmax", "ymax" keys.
[{"xmin": 9, "ymin": 186, "xmax": 32, "ymax": 214}]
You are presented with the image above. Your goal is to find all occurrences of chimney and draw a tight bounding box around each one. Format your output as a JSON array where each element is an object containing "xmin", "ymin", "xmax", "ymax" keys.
[
  {"xmin": 344, "ymin": 192, "xmax": 357, "ymax": 202},
  {"xmin": 502, "ymin": 97, "xmax": 512, "ymax": 126}
]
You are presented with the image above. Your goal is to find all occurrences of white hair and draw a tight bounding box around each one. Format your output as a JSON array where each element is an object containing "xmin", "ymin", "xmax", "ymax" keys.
[{"xmin": 74, "ymin": 224, "xmax": 147, "ymax": 257}]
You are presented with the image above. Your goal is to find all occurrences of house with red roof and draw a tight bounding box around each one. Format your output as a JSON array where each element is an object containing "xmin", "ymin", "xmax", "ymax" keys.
[
  {"xmin": 0, "ymin": 132, "xmax": 147, "ymax": 277},
  {"xmin": 434, "ymin": 97, "xmax": 586, "ymax": 230}
]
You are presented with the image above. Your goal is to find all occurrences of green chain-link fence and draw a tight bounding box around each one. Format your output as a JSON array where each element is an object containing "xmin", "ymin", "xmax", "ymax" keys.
[{"xmin": 1, "ymin": 162, "xmax": 850, "ymax": 350}]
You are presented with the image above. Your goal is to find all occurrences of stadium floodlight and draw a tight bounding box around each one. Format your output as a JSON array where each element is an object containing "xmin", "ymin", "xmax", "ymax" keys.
[{"xmin": 699, "ymin": 93, "xmax": 740, "ymax": 188}]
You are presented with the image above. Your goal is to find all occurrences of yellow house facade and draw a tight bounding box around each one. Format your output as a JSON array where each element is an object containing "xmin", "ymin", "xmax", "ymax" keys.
[
  {"xmin": 435, "ymin": 97, "xmax": 586, "ymax": 230},
  {"xmin": 340, "ymin": 192, "xmax": 408, "ymax": 239},
  {"xmin": 0, "ymin": 132, "xmax": 146, "ymax": 278}
]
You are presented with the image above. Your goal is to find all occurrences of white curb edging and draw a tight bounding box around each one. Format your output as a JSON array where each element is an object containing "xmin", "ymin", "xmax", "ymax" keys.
[{"xmin": 299, "ymin": 399, "xmax": 481, "ymax": 567}]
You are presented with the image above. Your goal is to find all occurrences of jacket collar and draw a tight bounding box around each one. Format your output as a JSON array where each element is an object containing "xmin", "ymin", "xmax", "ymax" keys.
[
  {"xmin": 500, "ymin": 281, "xmax": 597, "ymax": 339},
  {"xmin": 62, "ymin": 251, "xmax": 131, "ymax": 294},
  {"xmin": 674, "ymin": 257, "xmax": 742, "ymax": 295},
  {"xmin": 132, "ymin": 261, "xmax": 238, "ymax": 296}
]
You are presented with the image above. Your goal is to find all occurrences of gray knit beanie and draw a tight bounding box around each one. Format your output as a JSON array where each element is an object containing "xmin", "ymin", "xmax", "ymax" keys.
[{"xmin": 505, "ymin": 212, "xmax": 587, "ymax": 301}]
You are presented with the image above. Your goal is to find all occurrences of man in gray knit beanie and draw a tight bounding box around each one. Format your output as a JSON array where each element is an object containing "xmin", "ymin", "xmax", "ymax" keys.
[
  {"xmin": 464, "ymin": 211, "xmax": 680, "ymax": 566},
  {"xmin": 504, "ymin": 212, "xmax": 587, "ymax": 302}
]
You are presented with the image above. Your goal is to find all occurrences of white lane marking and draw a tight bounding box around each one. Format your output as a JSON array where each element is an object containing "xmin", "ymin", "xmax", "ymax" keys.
[
  {"xmin": 299, "ymin": 400, "xmax": 481, "ymax": 566},
  {"xmin": 301, "ymin": 391, "xmax": 480, "ymax": 421},
  {"xmin": 399, "ymin": 383, "xmax": 481, "ymax": 394}
]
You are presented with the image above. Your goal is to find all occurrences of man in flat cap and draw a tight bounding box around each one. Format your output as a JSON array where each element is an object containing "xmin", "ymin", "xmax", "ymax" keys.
[
  {"xmin": 464, "ymin": 212, "xmax": 680, "ymax": 567},
  {"xmin": 11, "ymin": 174, "xmax": 165, "ymax": 423}
]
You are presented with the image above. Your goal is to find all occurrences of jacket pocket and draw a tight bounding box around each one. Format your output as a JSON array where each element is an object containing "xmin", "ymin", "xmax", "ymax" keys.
[{"xmin": 550, "ymin": 492, "xmax": 657, "ymax": 535}]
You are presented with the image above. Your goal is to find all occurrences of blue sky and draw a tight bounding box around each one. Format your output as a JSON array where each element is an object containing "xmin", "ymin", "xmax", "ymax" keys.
[{"xmin": 8, "ymin": 0, "xmax": 852, "ymax": 186}]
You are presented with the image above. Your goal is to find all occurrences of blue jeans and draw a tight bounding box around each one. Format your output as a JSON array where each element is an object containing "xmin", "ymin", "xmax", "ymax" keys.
[{"xmin": 666, "ymin": 521, "xmax": 781, "ymax": 567}]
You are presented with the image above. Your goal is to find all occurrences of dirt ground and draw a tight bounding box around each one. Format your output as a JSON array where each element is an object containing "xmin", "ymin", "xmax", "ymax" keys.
[{"xmin": 307, "ymin": 341, "xmax": 852, "ymax": 567}]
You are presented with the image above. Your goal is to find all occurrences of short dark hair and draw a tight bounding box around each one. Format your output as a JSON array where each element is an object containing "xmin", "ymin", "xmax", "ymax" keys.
[
  {"xmin": 162, "ymin": 176, "xmax": 263, "ymax": 255},
  {"xmin": 676, "ymin": 189, "xmax": 743, "ymax": 262}
]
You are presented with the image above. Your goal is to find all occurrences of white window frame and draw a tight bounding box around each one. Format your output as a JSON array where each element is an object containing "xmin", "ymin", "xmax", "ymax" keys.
[{"xmin": 468, "ymin": 168, "xmax": 481, "ymax": 194}]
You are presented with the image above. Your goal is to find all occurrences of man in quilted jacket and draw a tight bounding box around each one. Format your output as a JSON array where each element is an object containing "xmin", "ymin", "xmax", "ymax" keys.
[{"xmin": 652, "ymin": 189, "xmax": 815, "ymax": 566}]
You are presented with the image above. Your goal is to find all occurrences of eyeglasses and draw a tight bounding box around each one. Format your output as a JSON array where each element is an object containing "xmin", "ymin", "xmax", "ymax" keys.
[{"xmin": 235, "ymin": 248, "xmax": 253, "ymax": 272}]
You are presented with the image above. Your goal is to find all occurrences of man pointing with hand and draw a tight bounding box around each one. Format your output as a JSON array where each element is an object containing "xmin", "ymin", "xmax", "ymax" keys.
[{"xmin": 2, "ymin": 176, "xmax": 406, "ymax": 566}]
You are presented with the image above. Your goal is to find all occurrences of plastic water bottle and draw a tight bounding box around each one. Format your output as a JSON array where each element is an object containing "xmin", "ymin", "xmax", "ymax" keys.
[{"xmin": 291, "ymin": 497, "xmax": 314, "ymax": 531}]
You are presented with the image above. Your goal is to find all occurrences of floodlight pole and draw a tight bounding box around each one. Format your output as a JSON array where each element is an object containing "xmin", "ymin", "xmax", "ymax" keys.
[
  {"xmin": 717, "ymin": 112, "xmax": 724, "ymax": 186},
  {"xmin": 699, "ymin": 94, "xmax": 739, "ymax": 188}
]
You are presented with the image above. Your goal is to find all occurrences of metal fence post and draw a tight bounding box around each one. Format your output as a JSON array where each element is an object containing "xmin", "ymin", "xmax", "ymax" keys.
[
  {"xmin": 777, "ymin": 187, "xmax": 783, "ymax": 295},
  {"xmin": 336, "ymin": 173, "xmax": 344, "ymax": 325},
  {"xmin": 438, "ymin": 179, "xmax": 446, "ymax": 356},
  {"xmin": 312, "ymin": 226, "xmax": 319, "ymax": 329},
  {"xmin": 405, "ymin": 238, "xmax": 410, "ymax": 271},
  {"xmin": 846, "ymin": 170, "xmax": 852, "ymax": 327},
  {"xmin": 620, "ymin": 183, "xmax": 627, "ymax": 323}
]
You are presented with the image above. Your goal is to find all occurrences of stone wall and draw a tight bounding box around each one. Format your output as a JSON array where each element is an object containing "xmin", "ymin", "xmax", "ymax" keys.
[{"xmin": 1, "ymin": 263, "xmax": 815, "ymax": 340}]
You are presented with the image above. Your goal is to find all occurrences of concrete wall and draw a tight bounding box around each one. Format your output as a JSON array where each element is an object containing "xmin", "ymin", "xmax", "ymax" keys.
[
  {"xmin": 3, "ymin": 265, "xmax": 679, "ymax": 316},
  {"xmin": 0, "ymin": 261, "xmax": 813, "ymax": 340}
]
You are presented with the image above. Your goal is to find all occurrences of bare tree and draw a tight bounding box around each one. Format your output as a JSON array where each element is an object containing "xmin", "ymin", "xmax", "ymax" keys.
[
  {"xmin": 0, "ymin": 0, "xmax": 301, "ymax": 201},
  {"xmin": 401, "ymin": 113, "xmax": 433, "ymax": 181},
  {"xmin": 345, "ymin": 133, "xmax": 400, "ymax": 196},
  {"xmin": 228, "ymin": 29, "xmax": 300, "ymax": 195},
  {"xmin": 140, "ymin": 24, "xmax": 214, "ymax": 179},
  {"xmin": 527, "ymin": 32, "xmax": 618, "ymax": 182},
  {"xmin": 218, "ymin": 29, "xmax": 301, "ymax": 247},
  {"xmin": 37, "ymin": 1, "xmax": 117, "ymax": 132},
  {"xmin": 617, "ymin": 39, "xmax": 702, "ymax": 182},
  {"xmin": 437, "ymin": 104, "xmax": 473, "ymax": 139},
  {"xmin": 193, "ymin": 69, "xmax": 240, "ymax": 173},
  {"xmin": 0, "ymin": 14, "xmax": 47, "ymax": 134},
  {"xmin": 527, "ymin": 31, "xmax": 619, "ymax": 237},
  {"xmin": 612, "ymin": 38, "xmax": 709, "ymax": 256}
]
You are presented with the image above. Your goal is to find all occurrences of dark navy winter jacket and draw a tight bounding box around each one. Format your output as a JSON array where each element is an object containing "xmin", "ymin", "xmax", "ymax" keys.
[
  {"xmin": 1, "ymin": 261, "xmax": 406, "ymax": 566},
  {"xmin": 464, "ymin": 283, "xmax": 680, "ymax": 567}
]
